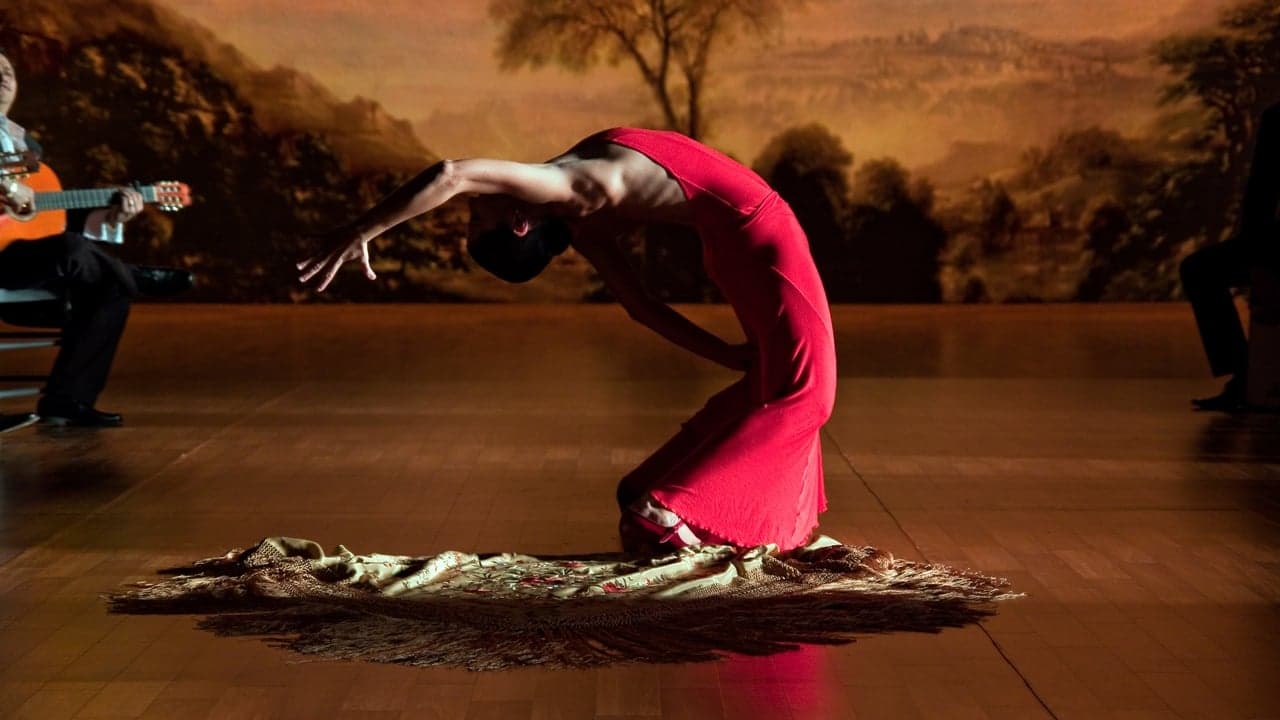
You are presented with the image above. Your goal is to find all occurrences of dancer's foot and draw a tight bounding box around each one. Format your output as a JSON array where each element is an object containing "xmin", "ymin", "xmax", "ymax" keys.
[
  {"xmin": 1192, "ymin": 376, "xmax": 1247, "ymax": 412},
  {"xmin": 619, "ymin": 495, "xmax": 726, "ymax": 554},
  {"xmin": 619, "ymin": 512, "xmax": 699, "ymax": 555}
]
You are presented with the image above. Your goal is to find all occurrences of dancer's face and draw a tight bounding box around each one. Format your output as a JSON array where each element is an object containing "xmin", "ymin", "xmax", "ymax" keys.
[
  {"xmin": 0, "ymin": 55, "xmax": 16, "ymax": 116},
  {"xmin": 468, "ymin": 195, "xmax": 539, "ymax": 240}
]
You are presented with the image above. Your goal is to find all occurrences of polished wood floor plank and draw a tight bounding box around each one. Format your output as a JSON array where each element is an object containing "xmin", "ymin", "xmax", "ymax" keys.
[{"xmin": 1, "ymin": 304, "xmax": 1276, "ymax": 719}]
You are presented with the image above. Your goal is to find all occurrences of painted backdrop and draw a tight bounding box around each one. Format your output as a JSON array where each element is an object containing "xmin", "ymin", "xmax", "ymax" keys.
[{"xmin": 1, "ymin": 0, "xmax": 1274, "ymax": 303}]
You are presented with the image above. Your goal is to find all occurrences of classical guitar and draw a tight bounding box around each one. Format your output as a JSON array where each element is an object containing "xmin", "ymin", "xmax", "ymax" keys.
[{"xmin": 0, "ymin": 163, "xmax": 191, "ymax": 248}]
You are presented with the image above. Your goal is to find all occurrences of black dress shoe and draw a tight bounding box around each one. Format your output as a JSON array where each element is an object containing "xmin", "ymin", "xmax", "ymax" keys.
[
  {"xmin": 130, "ymin": 266, "xmax": 195, "ymax": 298},
  {"xmin": 1192, "ymin": 376, "xmax": 1246, "ymax": 412},
  {"xmin": 0, "ymin": 412, "xmax": 39, "ymax": 433},
  {"xmin": 36, "ymin": 399, "xmax": 123, "ymax": 427}
]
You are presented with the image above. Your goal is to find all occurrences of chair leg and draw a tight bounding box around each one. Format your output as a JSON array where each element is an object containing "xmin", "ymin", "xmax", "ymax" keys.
[{"xmin": 1, "ymin": 318, "xmax": 62, "ymax": 405}]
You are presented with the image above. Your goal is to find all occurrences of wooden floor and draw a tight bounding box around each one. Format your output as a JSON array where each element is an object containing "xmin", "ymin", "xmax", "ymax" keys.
[{"xmin": 1, "ymin": 303, "xmax": 1277, "ymax": 720}]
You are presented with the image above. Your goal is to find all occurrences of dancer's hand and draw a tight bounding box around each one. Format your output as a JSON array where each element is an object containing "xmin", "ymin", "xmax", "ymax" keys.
[{"xmin": 297, "ymin": 226, "xmax": 377, "ymax": 292}]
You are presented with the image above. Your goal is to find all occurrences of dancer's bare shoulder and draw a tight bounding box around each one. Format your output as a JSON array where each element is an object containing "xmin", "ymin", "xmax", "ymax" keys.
[{"xmin": 551, "ymin": 137, "xmax": 691, "ymax": 225}]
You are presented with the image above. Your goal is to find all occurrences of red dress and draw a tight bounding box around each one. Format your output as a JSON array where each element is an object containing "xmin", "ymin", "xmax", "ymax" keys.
[{"xmin": 598, "ymin": 128, "xmax": 838, "ymax": 551}]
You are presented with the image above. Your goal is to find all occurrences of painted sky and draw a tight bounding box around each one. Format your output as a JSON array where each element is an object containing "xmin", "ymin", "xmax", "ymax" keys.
[{"xmin": 153, "ymin": 0, "xmax": 1230, "ymax": 163}]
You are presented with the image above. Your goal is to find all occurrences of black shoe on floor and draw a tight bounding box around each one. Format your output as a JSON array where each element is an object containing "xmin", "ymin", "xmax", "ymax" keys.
[
  {"xmin": 0, "ymin": 412, "xmax": 39, "ymax": 433},
  {"xmin": 36, "ymin": 399, "xmax": 123, "ymax": 428},
  {"xmin": 131, "ymin": 266, "xmax": 194, "ymax": 298},
  {"xmin": 1192, "ymin": 376, "xmax": 1247, "ymax": 412}
]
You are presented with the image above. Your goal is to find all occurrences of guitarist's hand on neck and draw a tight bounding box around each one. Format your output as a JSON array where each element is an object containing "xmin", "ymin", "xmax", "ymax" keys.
[
  {"xmin": 105, "ymin": 187, "xmax": 144, "ymax": 226},
  {"xmin": 0, "ymin": 178, "xmax": 33, "ymax": 217}
]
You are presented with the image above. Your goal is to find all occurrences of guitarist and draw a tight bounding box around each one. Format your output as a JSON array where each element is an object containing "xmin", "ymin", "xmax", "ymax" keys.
[
  {"xmin": 1181, "ymin": 100, "xmax": 1280, "ymax": 411},
  {"xmin": 0, "ymin": 48, "xmax": 189, "ymax": 429}
]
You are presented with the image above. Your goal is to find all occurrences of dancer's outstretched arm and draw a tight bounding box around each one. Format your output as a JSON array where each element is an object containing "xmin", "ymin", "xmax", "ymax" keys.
[
  {"xmin": 576, "ymin": 234, "xmax": 751, "ymax": 372},
  {"xmin": 298, "ymin": 159, "xmax": 593, "ymax": 291}
]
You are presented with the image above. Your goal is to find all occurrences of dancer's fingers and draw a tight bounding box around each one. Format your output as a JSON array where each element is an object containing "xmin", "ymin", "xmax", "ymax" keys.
[
  {"xmin": 361, "ymin": 243, "xmax": 376, "ymax": 280},
  {"xmin": 302, "ymin": 250, "xmax": 340, "ymax": 283},
  {"xmin": 299, "ymin": 259, "xmax": 322, "ymax": 283},
  {"xmin": 316, "ymin": 257, "xmax": 343, "ymax": 293}
]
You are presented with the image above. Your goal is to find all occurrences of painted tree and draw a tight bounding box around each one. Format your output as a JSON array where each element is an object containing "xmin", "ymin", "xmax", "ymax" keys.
[
  {"xmin": 754, "ymin": 124, "xmax": 853, "ymax": 297},
  {"xmin": 1155, "ymin": 0, "xmax": 1280, "ymax": 173},
  {"xmin": 1077, "ymin": 0, "xmax": 1280, "ymax": 299},
  {"xmin": 489, "ymin": 0, "xmax": 784, "ymax": 139},
  {"xmin": 847, "ymin": 159, "xmax": 946, "ymax": 303}
]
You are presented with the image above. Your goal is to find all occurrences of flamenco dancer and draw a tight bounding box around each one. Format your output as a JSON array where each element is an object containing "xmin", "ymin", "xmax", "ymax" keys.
[{"xmin": 298, "ymin": 128, "xmax": 836, "ymax": 553}]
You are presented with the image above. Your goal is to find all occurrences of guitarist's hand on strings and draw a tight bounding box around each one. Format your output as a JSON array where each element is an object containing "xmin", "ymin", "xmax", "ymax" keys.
[
  {"xmin": 0, "ymin": 178, "xmax": 34, "ymax": 216},
  {"xmin": 106, "ymin": 187, "xmax": 144, "ymax": 225},
  {"xmin": 296, "ymin": 224, "xmax": 377, "ymax": 293}
]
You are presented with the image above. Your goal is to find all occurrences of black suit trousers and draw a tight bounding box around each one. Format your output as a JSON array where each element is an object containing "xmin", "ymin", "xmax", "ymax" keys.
[
  {"xmin": 1181, "ymin": 101, "xmax": 1280, "ymax": 378},
  {"xmin": 0, "ymin": 232, "xmax": 133, "ymax": 406},
  {"xmin": 1180, "ymin": 240, "xmax": 1252, "ymax": 377}
]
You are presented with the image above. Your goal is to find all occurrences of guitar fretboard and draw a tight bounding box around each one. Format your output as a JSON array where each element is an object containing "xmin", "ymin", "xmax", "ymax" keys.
[{"xmin": 34, "ymin": 187, "xmax": 160, "ymax": 211}]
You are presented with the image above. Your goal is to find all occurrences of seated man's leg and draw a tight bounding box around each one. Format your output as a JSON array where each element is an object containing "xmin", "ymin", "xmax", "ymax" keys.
[
  {"xmin": 2, "ymin": 233, "xmax": 135, "ymax": 426},
  {"xmin": 1180, "ymin": 240, "xmax": 1251, "ymax": 407},
  {"xmin": 0, "ymin": 232, "xmax": 135, "ymax": 293},
  {"xmin": 39, "ymin": 284, "xmax": 129, "ymax": 425},
  {"xmin": 0, "ymin": 235, "xmax": 65, "ymax": 290}
]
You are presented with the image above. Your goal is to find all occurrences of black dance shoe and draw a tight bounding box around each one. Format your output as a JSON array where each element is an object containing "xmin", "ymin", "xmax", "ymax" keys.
[
  {"xmin": 130, "ymin": 266, "xmax": 195, "ymax": 298},
  {"xmin": 1191, "ymin": 376, "xmax": 1247, "ymax": 412},
  {"xmin": 36, "ymin": 398, "xmax": 124, "ymax": 428},
  {"xmin": 0, "ymin": 412, "xmax": 39, "ymax": 433}
]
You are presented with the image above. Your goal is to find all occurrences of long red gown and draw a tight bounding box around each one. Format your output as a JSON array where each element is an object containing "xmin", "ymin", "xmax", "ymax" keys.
[{"xmin": 598, "ymin": 128, "xmax": 838, "ymax": 551}]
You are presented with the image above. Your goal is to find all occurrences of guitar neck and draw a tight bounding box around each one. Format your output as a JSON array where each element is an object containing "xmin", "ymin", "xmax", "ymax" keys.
[{"xmin": 34, "ymin": 186, "xmax": 162, "ymax": 211}]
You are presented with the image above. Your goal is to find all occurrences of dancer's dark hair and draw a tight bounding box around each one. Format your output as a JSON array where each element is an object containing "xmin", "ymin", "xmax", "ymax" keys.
[{"xmin": 468, "ymin": 218, "xmax": 572, "ymax": 283}]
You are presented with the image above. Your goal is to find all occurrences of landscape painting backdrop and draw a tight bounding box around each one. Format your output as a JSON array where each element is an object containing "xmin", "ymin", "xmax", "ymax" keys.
[{"xmin": 2, "ymin": 0, "xmax": 1275, "ymax": 303}]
